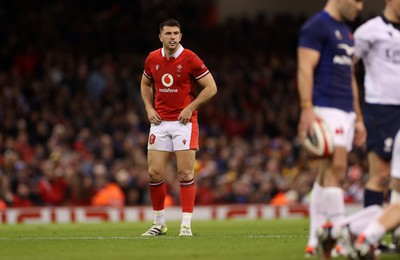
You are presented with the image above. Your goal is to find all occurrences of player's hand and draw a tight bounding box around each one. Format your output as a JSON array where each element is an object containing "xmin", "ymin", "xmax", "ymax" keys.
[
  {"xmin": 353, "ymin": 120, "xmax": 366, "ymax": 147},
  {"xmin": 147, "ymin": 108, "xmax": 162, "ymax": 125},
  {"xmin": 298, "ymin": 107, "xmax": 318, "ymax": 140},
  {"xmin": 178, "ymin": 107, "xmax": 193, "ymax": 124}
]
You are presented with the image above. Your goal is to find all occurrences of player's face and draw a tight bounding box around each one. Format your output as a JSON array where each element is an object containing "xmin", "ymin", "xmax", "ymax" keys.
[
  {"xmin": 339, "ymin": 0, "xmax": 364, "ymax": 22},
  {"xmin": 159, "ymin": 26, "xmax": 182, "ymax": 52}
]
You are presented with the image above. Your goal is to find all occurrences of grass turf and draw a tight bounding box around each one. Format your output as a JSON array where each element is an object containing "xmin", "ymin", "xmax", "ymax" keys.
[{"xmin": 0, "ymin": 219, "xmax": 398, "ymax": 259}]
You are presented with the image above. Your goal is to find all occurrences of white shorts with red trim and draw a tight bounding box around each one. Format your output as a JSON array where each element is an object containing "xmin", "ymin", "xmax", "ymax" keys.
[
  {"xmin": 314, "ymin": 107, "xmax": 356, "ymax": 152},
  {"xmin": 147, "ymin": 121, "xmax": 199, "ymax": 151}
]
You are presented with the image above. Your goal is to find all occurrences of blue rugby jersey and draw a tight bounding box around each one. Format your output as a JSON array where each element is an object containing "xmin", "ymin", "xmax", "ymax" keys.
[{"xmin": 299, "ymin": 11, "xmax": 354, "ymax": 112}]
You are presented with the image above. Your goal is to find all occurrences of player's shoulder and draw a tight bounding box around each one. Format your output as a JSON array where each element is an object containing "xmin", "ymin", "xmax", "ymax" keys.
[
  {"xmin": 301, "ymin": 11, "xmax": 332, "ymax": 38},
  {"xmin": 181, "ymin": 48, "xmax": 198, "ymax": 58},
  {"xmin": 355, "ymin": 16, "xmax": 385, "ymax": 35},
  {"xmin": 179, "ymin": 49, "xmax": 203, "ymax": 65},
  {"xmin": 302, "ymin": 11, "xmax": 330, "ymax": 30},
  {"xmin": 299, "ymin": 11, "xmax": 334, "ymax": 46},
  {"xmin": 147, "ymin": 49, "xmax": 162, "ymax": 58}
]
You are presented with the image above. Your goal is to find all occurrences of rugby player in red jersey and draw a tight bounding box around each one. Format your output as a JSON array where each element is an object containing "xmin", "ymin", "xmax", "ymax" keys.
[{"xmin": 140, "ymin": 19, "xmax": 217, "ymax": 237}]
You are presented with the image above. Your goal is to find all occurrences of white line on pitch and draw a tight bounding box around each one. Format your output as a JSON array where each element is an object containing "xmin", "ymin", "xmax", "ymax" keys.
[{"xmin": 0, "ymin": 235, "xmax": 307, "ymax": 241}]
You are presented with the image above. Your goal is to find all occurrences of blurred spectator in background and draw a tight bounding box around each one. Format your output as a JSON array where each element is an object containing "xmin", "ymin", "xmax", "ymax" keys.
[
  {"xmin": 12, "ymin": 181, "xmax": 34, "ymax": 207},
  {"xmin": 37, "ymin": 158, "xmax": 68, "ymax": 206},
  {"xmin": 91, "ymin": 163, "xmax": 125, "ymax": 207}
]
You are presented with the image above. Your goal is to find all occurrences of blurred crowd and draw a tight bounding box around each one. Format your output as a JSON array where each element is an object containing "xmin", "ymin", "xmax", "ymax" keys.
[{"xmin": 0, "ymin": 0, "xmax": 367, "ymax": 208}]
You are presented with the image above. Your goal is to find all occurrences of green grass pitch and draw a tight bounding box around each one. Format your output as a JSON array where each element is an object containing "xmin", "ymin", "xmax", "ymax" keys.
[{"xmin": 0, "ymin": 219, "xmax": 398, "ymax": 259}]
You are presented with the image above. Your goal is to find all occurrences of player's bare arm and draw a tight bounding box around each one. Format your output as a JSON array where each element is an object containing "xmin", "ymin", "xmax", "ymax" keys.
[
  {"xmin": 351, "ymin": 63, "xmax": 367, "ymax": 146},
  {"xmin": 140, "ymin": 74, "xmax": 162, "ymax": 125},
  {"xmin": 178, "ymin": 73, "xmax": 217, "ymax": 124},
  {"xmin": 297, "ymin": 47, "xmax": 319, "ymax": 138}
]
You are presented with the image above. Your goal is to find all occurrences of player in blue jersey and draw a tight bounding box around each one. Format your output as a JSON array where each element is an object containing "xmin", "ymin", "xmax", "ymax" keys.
[
  {"xmin": 354, "ymin": 0, "xmax": 400, "ymax": 210},
  {"xmin": 297, "ymin": 0, "xmax": 366, "ymax": 257}
]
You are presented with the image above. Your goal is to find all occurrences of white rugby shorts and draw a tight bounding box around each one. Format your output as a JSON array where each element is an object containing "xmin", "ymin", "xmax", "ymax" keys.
[
  {"xmin": 391, "ymin": 130, "xmax": 400, "ymax": 179},
  {"xmin": 314, "ymin": 107, "xmax": 356, "ymax": 152},
  {"xmin": 147, "ymin": 121, "xmax": 199, "ymax": 151}
]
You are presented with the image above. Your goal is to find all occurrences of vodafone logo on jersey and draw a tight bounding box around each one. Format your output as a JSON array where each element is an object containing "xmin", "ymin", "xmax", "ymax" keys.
[
  {"xmin": 160, "ymin": 73, "xmax": 178, "ymax": 93},
  {"xmin": 161, "ymin": 73, "xmax": 173, "ymax": 87}
]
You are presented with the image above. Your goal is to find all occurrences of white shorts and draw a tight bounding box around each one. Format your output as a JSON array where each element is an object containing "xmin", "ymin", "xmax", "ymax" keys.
[
  {"xmin": 147, "ymin": 121, "xmax": 199, "ymax": 152},
  {"xmin": 314, "ymin": 107, "xmax": 356, "ymax": 152},
  {"xmin": 391, "ymin": 130, "xmax": 400, "ymax": 179}
]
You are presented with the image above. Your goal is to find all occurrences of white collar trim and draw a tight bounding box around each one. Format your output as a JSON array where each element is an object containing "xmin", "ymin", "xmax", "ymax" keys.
[{"xmin": 161, "ymin": 44, "xmax": 184, "ymax": 58}]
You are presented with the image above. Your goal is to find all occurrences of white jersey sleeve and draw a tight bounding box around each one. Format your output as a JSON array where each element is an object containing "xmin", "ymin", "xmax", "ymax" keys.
[
  {"xmin": 354, "ymin": 16, "xmax": 400, "ymax": 105},
  {"xmin": 353, "ymin": 23, "xmax": 372, "ymax": 59}
]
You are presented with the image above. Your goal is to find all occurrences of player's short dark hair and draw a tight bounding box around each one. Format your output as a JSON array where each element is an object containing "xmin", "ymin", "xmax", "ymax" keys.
[{"xmin": 159, "ymin": 19, "xmax": 181, "ymax": 33}]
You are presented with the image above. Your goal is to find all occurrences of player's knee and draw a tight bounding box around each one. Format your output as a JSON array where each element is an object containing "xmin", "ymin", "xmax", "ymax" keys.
[
  {"xmin": 177, "ymin": 169, "xmax": 193, "ymax": 181},
  {"xmin": 148, "ymin": 167, "xmax": 163, "ymax": 182}
]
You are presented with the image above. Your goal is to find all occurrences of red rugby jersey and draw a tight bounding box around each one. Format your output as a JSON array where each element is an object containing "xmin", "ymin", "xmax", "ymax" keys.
[{"xmin": 143, "ymin": 45, "xmax": 209, "ymax": 121}]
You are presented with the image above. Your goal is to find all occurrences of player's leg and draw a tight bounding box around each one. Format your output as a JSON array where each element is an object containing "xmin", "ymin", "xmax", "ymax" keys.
[
  {"xmin": 325, "ymin": 205, "xmax": 383, "ymax": 259},
  {"xmin": 317, "ymin": 107, "xmax": 354, "ymax": 227},
  {"xmin": 356, "ymin": 204, "xmax": 400, "ymax": 257},
  {"xmin": 321, "ymin": 146, "xmax": 347, "ymax": 222},
  {"xmin": 388, "ymin": 130, "xmax": 400, "ymax": 251},
  {"xmin": 374, "ymin": 204, "xmax": 400, "ymax": 234},
  {"xmin": 339, "ymin": 205, "xmax": 383, "ymax": 236},
  {"xmin": 142, "ymin": 150, "xmax": 170, "ymax": 236},
  {"xmin": 318, "ymin": 206, "xmax": 383, "ymax": 260},
  {"xmin": 148, "ymin": 150, "xmax": 170, "ymax": 219},
  {"xmin": 176, "ymin": 149, "xmax": 196, "ymax": 236},
  {"xmin": 316, "ymin": 148, "xmax": 348, "ymax": 258},
  {"xmin": 390, "ymin": 130, "xmax": 400, "ymax": 204},
  {"xmin": 304, "ymin": 108, "xmax": 335, "ymax": 256},
  {"xmin": 363, "ymin": 103, "xmax": 398, "ymax": 207},
  {"xmin": 172, "ymin": 120, "xmax": 199, "ymax": 236},
  {"xmin": 305, "ymin": 180, "xmax": 326, "ymax": 256},
  {"xmin": 142, "ymin": 122, "xmax": 172, "ymax": 236},
  {"xmin": 390, "ymin": 178, "xmax": 400, "ymax": 203},
  {"xmin": 313, "ymin": 107, "xmax": 355, "ymax": 257},
  {"xmin": 364, "ymin": 152, "xmax": 390, "ymax": 206}
]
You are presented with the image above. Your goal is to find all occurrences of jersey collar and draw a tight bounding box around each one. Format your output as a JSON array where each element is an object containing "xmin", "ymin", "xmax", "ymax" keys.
[
  {"xmin": 381, "ymin": 15, "xmax": 400, "ymax": 30},
  {"xmin": 161, "ymin": 44, "xmax": 184, "ymax": 59}
]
